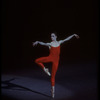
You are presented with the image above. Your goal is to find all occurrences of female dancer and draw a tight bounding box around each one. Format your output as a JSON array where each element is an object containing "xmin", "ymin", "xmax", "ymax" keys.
[{"xmin": 32, "ymin": 33, "xmax": 79, "ymax": 98}]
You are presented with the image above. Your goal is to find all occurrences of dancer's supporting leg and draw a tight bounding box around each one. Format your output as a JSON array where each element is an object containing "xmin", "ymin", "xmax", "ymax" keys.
[{"xmin": 51, "ymin": 62, "xmax": 58, "ymax": 98}]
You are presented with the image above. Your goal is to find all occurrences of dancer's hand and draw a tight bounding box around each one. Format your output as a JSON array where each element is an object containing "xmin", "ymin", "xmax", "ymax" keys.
[
  {"xmin": 74, "ymin": 34, "xmax": 80, "ymax": 39},
  {"xmin": 32, "ymin": 41, "xmax": 39, "ymax": 46}
]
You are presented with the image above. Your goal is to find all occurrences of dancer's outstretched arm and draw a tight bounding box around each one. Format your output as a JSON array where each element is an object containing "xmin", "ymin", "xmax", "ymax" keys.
[
  {"xmin": 59, "ymin": 34, "xmax": 79, "ymax": 44},
  {"xmin": 32, "ymin": 41, "xmax": 51, "ymax": 47}
]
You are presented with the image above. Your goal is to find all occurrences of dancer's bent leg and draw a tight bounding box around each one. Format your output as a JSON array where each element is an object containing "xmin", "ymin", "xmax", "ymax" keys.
[{"xmin": 35, "ymin": 57, "xmax": 51, "ymax": 76}]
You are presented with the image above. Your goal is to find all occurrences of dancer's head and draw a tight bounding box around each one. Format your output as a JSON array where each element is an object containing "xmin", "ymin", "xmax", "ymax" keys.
[{"xmin": 51, "ymin": 32, "xmax": 57, "ymax": 41}]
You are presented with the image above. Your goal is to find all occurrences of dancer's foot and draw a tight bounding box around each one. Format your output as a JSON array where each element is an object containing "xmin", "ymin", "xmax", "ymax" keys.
[
  {"xmin": 43, "ymin": 67, "xmax": 51, "ymax": 76},
  {"xmin": 51, "ymin": 86, "xmax": 55, "ymax": 98}
]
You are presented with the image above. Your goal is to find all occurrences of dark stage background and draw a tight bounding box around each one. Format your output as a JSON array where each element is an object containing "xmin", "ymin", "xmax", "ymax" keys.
[
  {"xmin": 2, "ymin": 0, "xmax": 99, "ymax": 71},
  {"xmin": 1, "ymin": 0, "xmax": 99, "ymax": 100}
]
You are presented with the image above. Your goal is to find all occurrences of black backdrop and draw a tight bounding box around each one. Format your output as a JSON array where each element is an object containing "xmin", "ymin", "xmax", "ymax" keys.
[{"xmin": 1, "ymin": 0, "xmax": 99, "ymax": 71}]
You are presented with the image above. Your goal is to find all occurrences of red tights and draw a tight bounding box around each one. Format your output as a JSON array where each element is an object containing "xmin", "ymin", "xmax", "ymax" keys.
[{"xmin": 35, "ymin": 56, "xmax": 59, "ymax": 86}]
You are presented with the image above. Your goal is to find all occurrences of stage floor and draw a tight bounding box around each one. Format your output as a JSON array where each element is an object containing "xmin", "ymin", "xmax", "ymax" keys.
[{"xmin": 1, "ymin": 63, "xmax": 98, "ymax": 100}]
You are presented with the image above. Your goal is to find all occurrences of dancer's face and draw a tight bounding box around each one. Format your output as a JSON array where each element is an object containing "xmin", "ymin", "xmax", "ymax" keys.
[{"xmin": 51, "ymin": 33, "xmax": 57, "ymax": 41}]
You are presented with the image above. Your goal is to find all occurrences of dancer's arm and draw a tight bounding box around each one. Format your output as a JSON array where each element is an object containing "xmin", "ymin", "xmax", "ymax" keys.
[
  {"xmin": 59, "ymin": 34, "xmax": 79, "ymax": 44},
  {"xmin": 32, "ymin": 41, "xmax": 51, "ymax": 47}
]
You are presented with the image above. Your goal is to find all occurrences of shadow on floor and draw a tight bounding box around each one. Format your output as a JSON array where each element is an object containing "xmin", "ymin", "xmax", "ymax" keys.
[{"xmin": 1, "ymin": 78, "xmax": 51, "ymax": 98}]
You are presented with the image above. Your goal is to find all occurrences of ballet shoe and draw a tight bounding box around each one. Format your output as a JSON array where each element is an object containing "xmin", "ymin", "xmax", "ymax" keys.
[
  {"xmin": 43, "ymin": 67, "xmax": 51, "ymax": 76},
  {"xmin": 51, "ymin": 86, "xmax": 55, "ymax": 98}
]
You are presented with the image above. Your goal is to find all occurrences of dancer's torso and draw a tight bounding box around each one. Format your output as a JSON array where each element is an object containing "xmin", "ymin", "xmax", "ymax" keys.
[{"xmin": 49, "ymin": 45, "xmax": 60, "ymax": 61}]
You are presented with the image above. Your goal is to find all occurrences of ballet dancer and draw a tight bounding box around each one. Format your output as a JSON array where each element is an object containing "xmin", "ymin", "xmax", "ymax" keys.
[{"xmin": 32, "ymin": 32, "xmax": 79, "ymax": 98}]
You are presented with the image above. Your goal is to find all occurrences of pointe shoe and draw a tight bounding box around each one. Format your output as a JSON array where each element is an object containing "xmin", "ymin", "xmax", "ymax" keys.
[
  {"xmin": 51, "ymin": 92, "xmax": 55, "ymax": 98},
  {"xmin": 51, "ymin": 86, "xmax": 55, "ymax": 98},
  {"xmin": 43, "ymin": 67, "xmax": 51, "ymax": 76}
]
